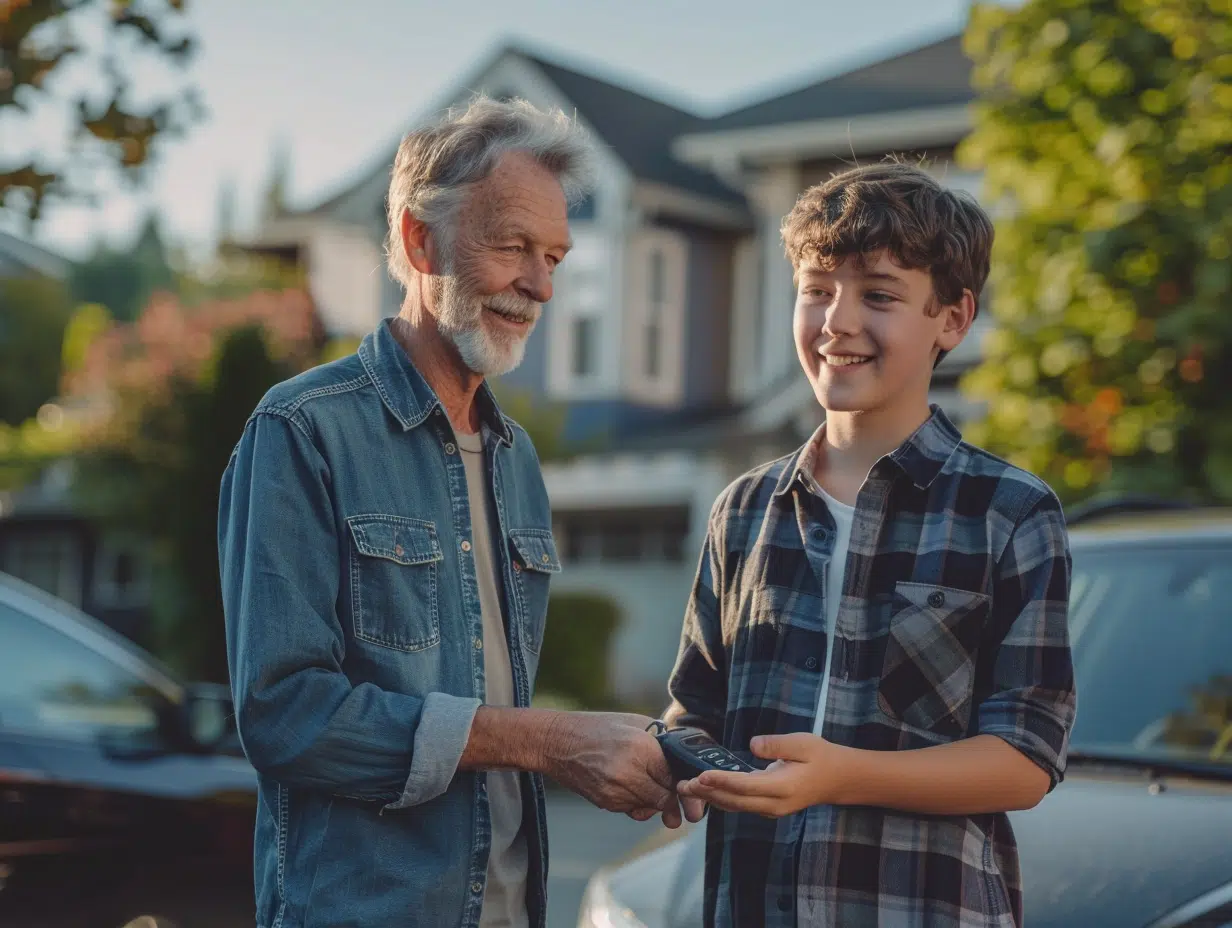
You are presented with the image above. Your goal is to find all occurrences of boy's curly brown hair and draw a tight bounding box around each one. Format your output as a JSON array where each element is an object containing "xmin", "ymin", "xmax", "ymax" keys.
[{"xmin": 780, "ymin": 161, "xmax": 994, "ymax": 321}]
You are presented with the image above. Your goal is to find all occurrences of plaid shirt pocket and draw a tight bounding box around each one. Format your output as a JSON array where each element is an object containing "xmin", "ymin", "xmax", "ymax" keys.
[{"xmin": 878, "ymin": 582, "xmax": 991, "ymax": 736}]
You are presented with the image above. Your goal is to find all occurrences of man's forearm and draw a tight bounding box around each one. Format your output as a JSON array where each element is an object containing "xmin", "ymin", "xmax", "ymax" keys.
[
  {"xmin": 836, "ymin": 734, "xmax": 1051, "ymax": 815},
  {"xmin": 457, "ymin": 706, "xmax": 565, "ymax": 774}
]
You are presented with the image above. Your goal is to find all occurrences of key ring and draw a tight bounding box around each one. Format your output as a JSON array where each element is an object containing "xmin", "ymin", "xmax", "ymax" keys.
[{"xmin": 645, "ymin": 719, "xmax": 667, "ymax": 735}]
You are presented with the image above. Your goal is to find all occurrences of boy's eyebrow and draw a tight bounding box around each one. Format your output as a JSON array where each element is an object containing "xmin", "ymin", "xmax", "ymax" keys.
[{"xmin": 861, "ymin": 270, "xmax": 908, "ymax": 285}]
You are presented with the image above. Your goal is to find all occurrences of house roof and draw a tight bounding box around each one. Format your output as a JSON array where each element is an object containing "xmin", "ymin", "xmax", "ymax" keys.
[
  {"xmin": 285, "ymin": 43, "xmax": 748, "ymax": 223},
  {"xmin": 518, "ymin": 50, "xmax": 746, "ymax": 206},
  {"xmin": 696, "ymin": 32, "xmax": 973, "ymax": 135},
  {"xmin": 0, "ymin": 230, "xmax": 71, "ymax": 280}
]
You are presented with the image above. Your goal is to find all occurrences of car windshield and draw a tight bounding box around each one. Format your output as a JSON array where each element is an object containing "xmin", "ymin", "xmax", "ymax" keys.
[{"xmin": 1067, "ymin": 539, "xmax": 1232, "ymax": 772}]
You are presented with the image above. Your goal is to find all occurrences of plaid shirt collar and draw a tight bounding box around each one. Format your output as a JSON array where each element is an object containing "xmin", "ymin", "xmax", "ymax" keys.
[{"xmin": 772, "ymin": 403, "xmax": 965, "ymax": 501}]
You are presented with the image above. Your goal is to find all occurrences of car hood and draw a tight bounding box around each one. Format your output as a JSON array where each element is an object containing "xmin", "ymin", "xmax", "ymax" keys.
[{"xmin": 608, "ymin": 770, "xmax": 1232, "ymax": 928}]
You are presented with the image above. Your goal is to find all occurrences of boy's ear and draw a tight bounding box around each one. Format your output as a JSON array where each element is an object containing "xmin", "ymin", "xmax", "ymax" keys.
[{"xmin": 935, "ymin": 289, "xmax": 977, "ymax": 355}]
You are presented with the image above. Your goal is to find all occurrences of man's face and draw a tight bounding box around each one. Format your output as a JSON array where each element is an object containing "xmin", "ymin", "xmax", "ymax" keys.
[
  {"xmin": 431, "ymin": 151, "xmax": 572, "ymax": 377},
  {"xmin": 793, "ymin": 249, "xmax": 970, "ymax": 416}
]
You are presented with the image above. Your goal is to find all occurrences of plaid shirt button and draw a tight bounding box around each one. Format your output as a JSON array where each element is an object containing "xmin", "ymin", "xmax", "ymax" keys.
[
  {"xmin": 805, "ymin": 656, "xmax": 818, "ymax": 670},
  {"xmin": 928, "ymin": 590, "xmax": 946, "ymax": 607}
]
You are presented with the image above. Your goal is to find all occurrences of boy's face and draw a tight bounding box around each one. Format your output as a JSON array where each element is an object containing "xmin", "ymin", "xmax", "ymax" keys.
[{"xmin": 793, "ymin": 249, "xmax": 974, "ymax": 418}]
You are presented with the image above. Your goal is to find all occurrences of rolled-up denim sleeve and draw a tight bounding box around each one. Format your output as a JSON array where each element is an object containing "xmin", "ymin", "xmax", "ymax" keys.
[
  {"xmin": 663, "ymin": 500, "xmax": 728, "ymax": 741},
  {"xmin": 218, "ymin": 409, "xmax": 479, "ymax": 810},
  {"xmin": 976, "ymin": 490, "xmax": 1077, "ymax": 791}
]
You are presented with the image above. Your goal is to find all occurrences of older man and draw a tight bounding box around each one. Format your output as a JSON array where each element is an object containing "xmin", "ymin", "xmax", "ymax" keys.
[{"xmin": 218, "ymin": 97, "xmax": 691, "ymax": 928}]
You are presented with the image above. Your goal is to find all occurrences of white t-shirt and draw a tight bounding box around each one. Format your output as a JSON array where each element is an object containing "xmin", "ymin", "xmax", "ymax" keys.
[{"xmin": 812, "ymin": 484, "xmax": 855, "ymax": 736}]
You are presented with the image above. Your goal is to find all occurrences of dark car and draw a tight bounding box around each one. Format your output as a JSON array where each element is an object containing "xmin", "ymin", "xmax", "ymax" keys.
[
  {"xmin": 0, "ymin": 570, "xmax": 257, "ymax": 928},
  {"xmin": 578, "ymin": 503, "xmax": 1232, "ymax": 928}
]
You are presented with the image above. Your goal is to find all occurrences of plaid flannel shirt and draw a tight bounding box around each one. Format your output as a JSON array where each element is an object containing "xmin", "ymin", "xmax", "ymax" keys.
[{"xmin": 664, "ymin": 405, "xmax": 1076, "ymax": 928}]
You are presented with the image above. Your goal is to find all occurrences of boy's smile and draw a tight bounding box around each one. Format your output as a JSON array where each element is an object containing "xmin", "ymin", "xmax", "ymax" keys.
[{"xmin": 794, "ymin": 249, "xmax": 973, "ymax": 421}]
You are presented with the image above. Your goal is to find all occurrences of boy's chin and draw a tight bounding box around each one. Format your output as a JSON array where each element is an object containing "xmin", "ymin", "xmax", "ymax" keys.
[{"xmin": 809, "ymin": 379, "xmax": 876, "ymax": 414}]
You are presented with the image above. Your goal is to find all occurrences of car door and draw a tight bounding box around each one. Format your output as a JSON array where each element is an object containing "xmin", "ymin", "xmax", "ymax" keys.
[{"xmin": 0, "ymin": 577, "xmax": 258, "ymax": 928}]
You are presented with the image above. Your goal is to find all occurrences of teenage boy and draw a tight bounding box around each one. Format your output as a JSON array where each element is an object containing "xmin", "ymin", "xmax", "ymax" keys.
[{"xmin": 666, "ymin": 162, "xmax": 1077, "ymax": 928}]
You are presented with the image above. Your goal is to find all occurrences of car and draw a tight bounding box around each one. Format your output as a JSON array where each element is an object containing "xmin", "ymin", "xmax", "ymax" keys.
[
  {"xmin": 0, "ymin": 569, "xmax": 258, "ymax": 928},
  {"xmin": 578, "ymin": 501, "xmax": 1232, "ymax": 928}
]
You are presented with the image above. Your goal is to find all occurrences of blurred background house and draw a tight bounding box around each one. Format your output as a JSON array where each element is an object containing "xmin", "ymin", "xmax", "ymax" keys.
[{"xmin": 232, "ymin": 31, "xmax": 993, "ymax": 704}]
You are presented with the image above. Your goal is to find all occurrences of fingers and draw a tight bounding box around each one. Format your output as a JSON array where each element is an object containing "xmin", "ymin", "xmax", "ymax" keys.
[
  {"xmin": 681, "ymin": 796, "xmax": 707, "ymax": 823},
  {"xmin": 679, "ymin": 784, "xmax": 779, "ymax": 818},
  {"xmin": 685, "ymin": 768, "xmax": 786, "ymax": 798},
  {"xmin": 627, "ymin": 808, "xmax": 657, "ymax": 822},
  {"xmin": 751, "ymin": 733, "xmax": 816, "ymax": 762}
]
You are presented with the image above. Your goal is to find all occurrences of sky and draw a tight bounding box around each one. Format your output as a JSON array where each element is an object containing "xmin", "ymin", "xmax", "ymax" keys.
[{"xmin": 9, "ymin": 0, "xmax": 990, "ymax": 262}]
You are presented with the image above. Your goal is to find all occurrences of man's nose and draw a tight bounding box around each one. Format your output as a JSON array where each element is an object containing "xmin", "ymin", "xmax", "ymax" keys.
[{"xmin": 517, "ymin": 257, "xmax": 554, "ymax": 305}]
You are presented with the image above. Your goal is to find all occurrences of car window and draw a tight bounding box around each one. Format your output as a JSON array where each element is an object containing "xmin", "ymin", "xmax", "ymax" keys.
[
  {"xmin": 0, "ymin": 598, "xmax": 163, "ymax": 741},
  {"xmin": 1068, "ymin": 541, "xmax": 1232, "ymax": 767}
]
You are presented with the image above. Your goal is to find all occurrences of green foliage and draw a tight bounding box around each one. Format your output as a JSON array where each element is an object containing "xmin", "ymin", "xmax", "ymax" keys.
[
  {"xmin": 535, "ymin": 591, "xmax": 622, "ymax": 709},
  {"xmin": 67, "ymin": 214, "xmax": 177, "ymax": 322},
  {"xmin": 1, "ymin": 0, "xmax": 202, "ymax": 222},
  {"xmin": 73, "ymin": 325, "xmax": 295, "ymax": 681},
  {"xmin": 489, "ymin": 385, "xmax": 570, "ymax": 461},
  {"xmin": 0, "ymin": 273, "xmax": 75, "ymax": 425},
  {"xmin": 957, "ymin": 0, "xmax": 1232, "ymax": 503}
]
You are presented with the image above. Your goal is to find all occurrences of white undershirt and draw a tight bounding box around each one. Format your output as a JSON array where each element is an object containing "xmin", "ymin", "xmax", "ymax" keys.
[{"xmin": 812, "ymin": 483, "xmax": 855, "ymax": 736}]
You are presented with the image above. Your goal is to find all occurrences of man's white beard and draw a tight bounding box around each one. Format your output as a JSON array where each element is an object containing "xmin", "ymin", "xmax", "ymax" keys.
[{"xmin": 434, "ymin": 271, "xmax": 540, "ymax": 377}]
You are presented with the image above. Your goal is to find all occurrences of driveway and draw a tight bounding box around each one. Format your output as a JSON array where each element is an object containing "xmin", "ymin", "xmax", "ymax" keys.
[{"xmin": 544, "ymin": 789, "xmax": 672, "ymax": 927}]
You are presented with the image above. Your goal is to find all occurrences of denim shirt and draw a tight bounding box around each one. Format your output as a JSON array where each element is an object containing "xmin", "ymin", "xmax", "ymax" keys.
[{"xmin": 218, "ymin": 318, "xmax": 560, "ymax": 928}]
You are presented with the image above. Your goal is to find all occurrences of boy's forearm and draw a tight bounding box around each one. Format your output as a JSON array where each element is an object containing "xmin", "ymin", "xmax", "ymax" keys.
[{"xmin": 835, "ymin": 734, "xmax": 1051, "ymax": 815}]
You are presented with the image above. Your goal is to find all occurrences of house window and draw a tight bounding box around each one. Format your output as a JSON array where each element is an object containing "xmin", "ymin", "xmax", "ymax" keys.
[
  {"xmin": 0, "ymin": 532, "xmax": 82, "ymax": 607},
  {"xmin": 645, "ymin": 249, "xmax": 665, "ymax": 379},
  {"xmin": 93, "ymin": 537, "xmax": 150, "ymax": 609},
  {"xmin": 555, "ymin": 507, "xmax": 690, "ymax": 565},
  {"xmin": 572, "ymin": 316, "xmax": 597, "ymax": 378}
]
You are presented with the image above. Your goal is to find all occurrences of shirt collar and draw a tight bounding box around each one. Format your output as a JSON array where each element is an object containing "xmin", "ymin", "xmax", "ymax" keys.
[
  {"xmin": 358, "ymin": 318, "xmax": 514, "ymax": 446},
  {"xmin": 772, "ymin": 404, "xmax": 963, "ymax": 499}
]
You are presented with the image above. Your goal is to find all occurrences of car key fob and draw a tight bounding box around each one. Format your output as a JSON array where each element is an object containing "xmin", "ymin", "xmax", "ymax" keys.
[{"xmin": 648, "ymin": 722, "xmax": 757, "ymax": 783}]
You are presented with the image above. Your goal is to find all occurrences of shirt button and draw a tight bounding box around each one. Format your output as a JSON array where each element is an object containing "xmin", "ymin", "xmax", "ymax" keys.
[
  {"xmin": 540, "ymin": 553, "xmax": 550, "ymax": 564},
  {"xmin": 474, "ymin": 637, "xmax": 483, "ymax": 651},
  {"xmin": 810, "ymin": 527, "xmax": 825, "ymax": 541},
  {"xmin": 513, "ymin": 562, "xmax": 522, "ymax": 572},
  {"xmin": 394, "ymin": 545, "xmax": 403, "ymax": 557},
  {"xmin": 471, "ymin": 880, "xmax": 483, "ymax": 894},
  {"xmin": 461, "ymin": 540, "xmax": 472, "ymax": 552},
  {"xmin": 444, "ymin": 442, "xmax": 457, "ymax": 455},
  {"xmin": 928, "ymin": 591, "xmax": 946, "ymax": 608},
  {"xmin": 805, "ymin": 657, "xmax": 818, "ymax": 670}
]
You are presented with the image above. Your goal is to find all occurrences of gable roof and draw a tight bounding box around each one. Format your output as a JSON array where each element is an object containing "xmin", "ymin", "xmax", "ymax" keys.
[
  {"xmin": 518, "ymin": 50, "xmax": 746, "ymax": 206},
  {"xmin": 283, "ymin": 42, "xmax": 748, "ymax": 224},
  {"xmin": 698, "ymin": 33, "xmax": 972, "ymax": 135}
]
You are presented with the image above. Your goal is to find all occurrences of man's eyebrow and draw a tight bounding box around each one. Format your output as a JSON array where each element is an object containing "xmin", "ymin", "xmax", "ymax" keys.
[{"xmin": 492, "ymin": 225, "xmax": 572, "ymax": 253}]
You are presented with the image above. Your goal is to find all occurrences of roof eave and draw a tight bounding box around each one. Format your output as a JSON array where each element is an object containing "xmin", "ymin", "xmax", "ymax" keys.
[{"xmin": 673, "ymin": 102, "xmax": 973, "ymax": 171}]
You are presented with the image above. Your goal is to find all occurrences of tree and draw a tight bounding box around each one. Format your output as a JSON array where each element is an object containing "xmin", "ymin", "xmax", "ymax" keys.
[
  {"xmin": 67, "ymin": 212, "xmax": 175, "ymax": 321},
  {"xmin": 956, "ymin": 0, "xmax": 1232, "ymax": 503},
  {"xmin": 65, "ymin": 287, "xmax": 323, "ymax": 680},
  {"xmin": 1, "ymin": 0, "xmax": 202, "ymax": 222},
  {"xmin": 0, "ymin": 272, "xmax": 75, "ymax": 424}
]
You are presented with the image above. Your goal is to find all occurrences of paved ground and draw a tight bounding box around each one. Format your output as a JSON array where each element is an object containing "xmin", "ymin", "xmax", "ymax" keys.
[{"xmin": 544, "ymin": 789, "xmax": 669, "ymax": 927}]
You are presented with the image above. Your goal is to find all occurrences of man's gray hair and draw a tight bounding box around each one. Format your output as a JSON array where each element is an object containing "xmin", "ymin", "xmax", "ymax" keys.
[{"xmin": 384, "ymin": 94, "xmax": 594, "ymax": 290}]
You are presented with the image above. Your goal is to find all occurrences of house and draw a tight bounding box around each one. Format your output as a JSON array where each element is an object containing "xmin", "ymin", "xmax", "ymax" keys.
[{"xmin": 242, "ymin": 30, "xmax": 995, "ymax": 707}]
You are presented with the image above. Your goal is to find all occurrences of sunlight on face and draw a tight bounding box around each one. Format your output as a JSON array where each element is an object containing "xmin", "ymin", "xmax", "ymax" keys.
[{"xmin": 433, "ymin": 151, "xmax": 572, "ymax": 377}]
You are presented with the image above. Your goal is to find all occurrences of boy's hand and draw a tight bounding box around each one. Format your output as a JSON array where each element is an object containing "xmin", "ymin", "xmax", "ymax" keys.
[{"xmin": 677, "ymin": 733, "xmax": 850, "ymax": 818}]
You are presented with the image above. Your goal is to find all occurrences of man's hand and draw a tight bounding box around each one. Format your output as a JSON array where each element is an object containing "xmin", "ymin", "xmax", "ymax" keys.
[
  {"xmin": 543, "ymin": 712, "xmax": 687, "ymax": 827},
  {"xmin": 677, "ymin": 732, "xmax": 846, "ymax": 818}
]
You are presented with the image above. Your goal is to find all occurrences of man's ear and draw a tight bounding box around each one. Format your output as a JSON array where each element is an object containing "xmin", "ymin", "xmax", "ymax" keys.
[
  {"xmin": 400, "ymin": 209, "xmax": 442, "ymax": 276},
  {"xmin": 935, "ymin": 289, "xmax": 977, "ymax": 355}
]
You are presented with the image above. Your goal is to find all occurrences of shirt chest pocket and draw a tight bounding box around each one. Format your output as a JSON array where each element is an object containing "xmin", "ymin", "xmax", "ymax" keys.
[
  {"xmin": 877, "ymin": 581, "xmax": 990, "ymax": 737},
  {"xmin": 347, "ymin": 515, "xmax": 443, "ymax": 652},
  {"xmin": 507, "ymin": 529, "xmax": 561, "ymax": 655}
]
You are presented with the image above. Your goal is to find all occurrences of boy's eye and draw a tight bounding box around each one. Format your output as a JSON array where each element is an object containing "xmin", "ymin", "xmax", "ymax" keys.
[{"xmin": 865, "ymin": 291, "xmax": 896, "ymax": 304}]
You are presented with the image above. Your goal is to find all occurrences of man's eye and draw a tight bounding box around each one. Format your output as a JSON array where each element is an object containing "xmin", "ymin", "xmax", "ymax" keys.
[{"xmin": 866, "ymin": 291, "xmax": 895, "ymax": 303}]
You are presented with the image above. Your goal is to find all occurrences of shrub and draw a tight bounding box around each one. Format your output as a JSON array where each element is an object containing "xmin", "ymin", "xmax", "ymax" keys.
[{"xmin": 534, "ymin": 591, "xmax": 622, "ymax": 709}]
